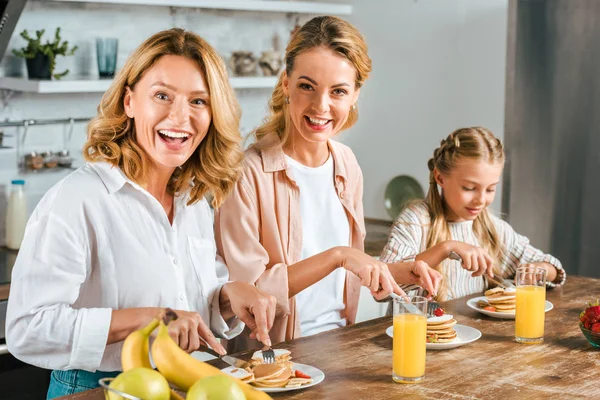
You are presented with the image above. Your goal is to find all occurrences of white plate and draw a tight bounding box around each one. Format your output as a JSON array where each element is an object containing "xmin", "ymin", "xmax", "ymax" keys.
[
  {"xmin": 385, "ymin": 324, "xmax": 482, "ymax": 350},
  {"xmin": 221, "ymin": 363, "xmax": 325, "ymax": 393},
  {"xmin": 466, "ymin": 296, "xmax": 554, "ymax": 319}
]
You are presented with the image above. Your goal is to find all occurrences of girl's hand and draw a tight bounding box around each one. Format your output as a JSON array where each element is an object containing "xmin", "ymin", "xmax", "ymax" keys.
[
  {"xmin": 519, "ymin": 262, "xmax": 557, "ymax": 284},
  {"xmin": 336, "ymin": 247, "xmax": 406, "ymax": 300},
  {"xmin": 446, "ymin": 241, "xmax": 494, "ymax": 278}
]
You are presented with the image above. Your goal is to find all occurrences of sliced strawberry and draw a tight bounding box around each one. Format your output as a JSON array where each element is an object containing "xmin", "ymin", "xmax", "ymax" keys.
[
  {"xmin": 295, "ymin": 370, "xmax": 311, "ymax": 379},
  {"xmin": 433, "ymin": 307, "xmax": 445, "ymax": 317},
  {"xmin": 484, "ymin": 306, "xmax": 496, "ymax": 312}
]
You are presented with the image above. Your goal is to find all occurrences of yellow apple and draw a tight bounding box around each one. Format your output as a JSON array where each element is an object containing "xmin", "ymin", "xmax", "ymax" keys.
[
  {"xmin": 186, "ymin": 376, "xmax": 245, "ymax": 400},
  {"xmin": 107, "ymin": 368, "xmax": 170, "ymax": 400}
]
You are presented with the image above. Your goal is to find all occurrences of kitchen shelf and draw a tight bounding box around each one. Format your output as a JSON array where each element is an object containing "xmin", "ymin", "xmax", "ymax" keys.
[
  {"xmin": 44, "ymin": 0, "xmax": 353, "ymax": 15},
  {"xmin": 0, "ymin": 76, "xmax": 278, "ymax": 93}
]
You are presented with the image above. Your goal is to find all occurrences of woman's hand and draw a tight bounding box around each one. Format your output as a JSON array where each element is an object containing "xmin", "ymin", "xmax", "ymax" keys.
[
  {"xmin": 388, "ymin": 260, "xmax": 442, "ymax": 298},
  {"xmin": 221, "ymin": 282, "xmax": 277, "ymax": 347},
  {"xmin": 446, "ymin": 241, "xmax": 494, "ymax": 278},
  {"xmin": 335, "ymin": 247, "xmax": 406, "ymax": 300},
  {"xmin": 167, "ymin": 310, "xmax": 226, "ymax": 355}
]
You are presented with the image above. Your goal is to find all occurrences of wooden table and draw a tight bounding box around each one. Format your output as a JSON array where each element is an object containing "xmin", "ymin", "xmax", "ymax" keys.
[{"xmin": 60, "ymin": 276, "xmax": 600, "ymax": 400}]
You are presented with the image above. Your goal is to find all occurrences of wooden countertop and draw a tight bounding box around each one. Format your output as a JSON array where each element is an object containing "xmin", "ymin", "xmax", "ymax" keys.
[
  {"xmin": 0, "ymin": 284, "xmax": 9, "ymax": 302},
  {"xmin": 60, "ymin": 276, "xmax": 600, "ymax": 400}
]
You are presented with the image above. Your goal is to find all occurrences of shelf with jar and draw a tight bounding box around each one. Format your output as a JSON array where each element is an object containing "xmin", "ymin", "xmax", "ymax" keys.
[{"xmin": 0, "ymin": 117, "xmax": 85, "ymax": 174}]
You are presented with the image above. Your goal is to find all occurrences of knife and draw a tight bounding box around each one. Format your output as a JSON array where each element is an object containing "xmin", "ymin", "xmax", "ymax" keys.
[
  {"xmin": 220, "ymin": 354, "xmax": 249, "ymax": 369},
  {"xmin": 199, "ymin": 345, "xmax": 249, "ymax": 369}
]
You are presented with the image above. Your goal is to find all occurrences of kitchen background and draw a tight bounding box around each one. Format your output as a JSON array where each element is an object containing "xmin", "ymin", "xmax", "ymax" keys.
[
  {"xmin": 2, "ymin": 1, "xmax": 598, "ymax": 397},
  {"xmin": 0, "ymin": 0, "xmax": 508, "ymax": 242}
]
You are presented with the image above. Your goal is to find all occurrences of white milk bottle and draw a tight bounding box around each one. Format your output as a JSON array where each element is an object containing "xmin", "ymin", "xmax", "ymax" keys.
[{"xmin": 6, "ymin": 179, "xmax": 27, "ymax": 250}]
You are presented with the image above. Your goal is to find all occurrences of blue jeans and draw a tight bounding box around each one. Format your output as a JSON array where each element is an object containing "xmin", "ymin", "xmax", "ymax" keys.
[{"xmin": 47, "ymin": 369, "xmax": 119, "ymax": 399}]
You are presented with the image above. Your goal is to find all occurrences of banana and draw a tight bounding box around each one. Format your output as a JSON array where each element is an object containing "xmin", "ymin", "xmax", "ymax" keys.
[
  {"xmin": 151, "ymin": 310, "xmax": 273, "ymax": 400},
  {"xmin": 121, "ymin": 317, "xmax": 160, "ymax": 371}
]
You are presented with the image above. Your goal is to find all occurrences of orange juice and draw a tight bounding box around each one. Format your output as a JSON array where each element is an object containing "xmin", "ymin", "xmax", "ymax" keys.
[
  {"xmin": 393, "ymin": 313, "xmax": 427, "ymax": 382},
  {"xmin": 515, "ymin": 285, "xmax": 546, "ymax": 343}
]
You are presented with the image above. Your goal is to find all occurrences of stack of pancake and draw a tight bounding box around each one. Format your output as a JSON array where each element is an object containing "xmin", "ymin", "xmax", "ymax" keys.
[
  {"xmin": 426, "ymin": 313, "xmax": 457, "ymax": 343},
  {"xmin": 483, "ymin": 286, "xmax": 516, "ymax": 313},
  {"xmin": 251, "ymin": 363, "xmax": 295, "ymax": 388},
  {"xmin": 230, "ymin": 349, "xmax": 312, "ymax": 389}
]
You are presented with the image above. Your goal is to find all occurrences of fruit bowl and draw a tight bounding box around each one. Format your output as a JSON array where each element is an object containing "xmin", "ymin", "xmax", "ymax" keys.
[
  {"xmin": 579, "ymin": 323, "xmax": 600, "ymax": 349},
  {"xmin": 99, "ymin": 377, "xmax": 142, "ymax": 400}
]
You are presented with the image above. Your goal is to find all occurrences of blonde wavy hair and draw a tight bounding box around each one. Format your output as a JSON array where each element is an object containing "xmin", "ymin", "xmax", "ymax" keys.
[
  {"xmin": 426, "ymin": 127, "xmax": 505, "ymax": 300},
  {"xmin": 84, "ymin": 28, "xmax": 243, "ymax": 208},
  {"xmin": 253, "ymin": 15, "xmax": 372, "ymax": 147}
]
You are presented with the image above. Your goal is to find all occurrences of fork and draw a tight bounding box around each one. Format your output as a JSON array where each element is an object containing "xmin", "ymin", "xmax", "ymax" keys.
[
  {"xmin": 261, "ymin": 346, "xmax": 276, "ymax": 364},
  {"xmin": 427, "ymin": 300, "xmax": 442, "ymax": 317}
]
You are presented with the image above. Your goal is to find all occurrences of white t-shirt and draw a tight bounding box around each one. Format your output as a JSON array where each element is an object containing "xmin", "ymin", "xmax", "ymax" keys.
[{"xmin": 285, "ymin": 154, "xmax": 350, "ymax": 337}]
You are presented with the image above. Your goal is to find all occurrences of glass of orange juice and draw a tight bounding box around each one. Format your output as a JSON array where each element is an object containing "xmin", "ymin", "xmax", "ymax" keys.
[
  {"xmin": 393, "ymin": 295, "xmax": 427, "ymax": 383},
  {"xmin": 515, "ymin": 265, "xmax": 547, "ymax": 344}
]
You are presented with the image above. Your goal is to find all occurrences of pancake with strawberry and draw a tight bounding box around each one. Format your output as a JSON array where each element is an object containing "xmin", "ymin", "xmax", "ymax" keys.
[{"xmin": 427, "ymin": 308, "xmax": 457, "ymax": 343}]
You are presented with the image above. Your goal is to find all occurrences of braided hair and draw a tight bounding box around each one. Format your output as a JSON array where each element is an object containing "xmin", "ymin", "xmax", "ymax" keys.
[{"xmin": 425, "ymin": 127, "xmax": 505, "ymax": 300}]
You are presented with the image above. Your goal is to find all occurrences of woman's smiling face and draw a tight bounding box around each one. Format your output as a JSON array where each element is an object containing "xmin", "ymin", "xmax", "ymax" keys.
[
  {"xmin": 283, "ymin": 46, "xmax": 360, "ymax": 145},
  {"xmin": 124, "ymin": 54, "xmax": 212, "ymax": 172}
]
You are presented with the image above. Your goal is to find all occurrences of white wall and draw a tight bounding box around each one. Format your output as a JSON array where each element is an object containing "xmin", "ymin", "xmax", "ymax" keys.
[{"xmin": 340, "ymin": 0, "xmax": 508, "ymax": 219}]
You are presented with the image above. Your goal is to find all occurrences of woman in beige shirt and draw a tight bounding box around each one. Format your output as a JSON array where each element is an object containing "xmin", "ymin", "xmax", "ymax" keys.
[{"xmin": 216, "ymin": 16, "xmax": 441, "ymax": 352}]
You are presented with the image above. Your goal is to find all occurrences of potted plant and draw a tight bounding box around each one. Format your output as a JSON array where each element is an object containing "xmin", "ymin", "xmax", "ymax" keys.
[{"xmin": 12, "ymin": 27, "xmax": 78, "ymax": 80}]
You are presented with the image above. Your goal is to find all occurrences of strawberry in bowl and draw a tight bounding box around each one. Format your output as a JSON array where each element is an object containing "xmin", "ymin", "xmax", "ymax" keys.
[{"xmin": 579, "ymin": 300, "xmax": 600, "ymax": 348}]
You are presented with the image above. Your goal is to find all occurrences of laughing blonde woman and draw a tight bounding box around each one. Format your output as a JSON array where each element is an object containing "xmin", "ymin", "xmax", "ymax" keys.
[{"xmin": 6, "ymin": 28, "xmax": 276, "ymax": 398}]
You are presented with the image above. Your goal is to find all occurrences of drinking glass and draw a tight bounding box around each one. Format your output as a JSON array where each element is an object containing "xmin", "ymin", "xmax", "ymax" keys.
[
  {"xmin": 393, "ymin": 295, "xmax": 427, "ymax": 383},
  {"xmin": 515, "ymin": 265, "xmax": 547, "ymax": 344},
  {"xmin": 96, "ymin": 38, "xmax": 118, "ymax": 78}
]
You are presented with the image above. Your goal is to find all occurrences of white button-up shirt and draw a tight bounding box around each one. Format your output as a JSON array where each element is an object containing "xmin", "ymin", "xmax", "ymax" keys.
[{"xmin": 6, "ymin": 162, "xmax": 242, "ymax": 372}]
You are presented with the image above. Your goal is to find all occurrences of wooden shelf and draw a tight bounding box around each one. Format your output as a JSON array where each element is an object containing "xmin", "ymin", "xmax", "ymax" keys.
[
  {"xmin": 44, "ymin": 0, "xmax": 353, "ymax": 15},
  {"xmin": 0, "ymin": 76, "xmax": 278, "ymax": 93}
]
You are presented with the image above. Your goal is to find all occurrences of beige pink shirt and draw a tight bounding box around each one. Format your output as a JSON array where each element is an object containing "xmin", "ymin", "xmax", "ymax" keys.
[{"xmin": 215, "ymin": 134, "xmax": 365, "ymax": 352}]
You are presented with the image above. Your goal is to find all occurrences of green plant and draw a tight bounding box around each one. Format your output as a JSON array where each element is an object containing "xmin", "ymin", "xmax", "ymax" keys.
[{"xmin": 12, "ymin": 27, "xmax": 78, "ymax": 79}]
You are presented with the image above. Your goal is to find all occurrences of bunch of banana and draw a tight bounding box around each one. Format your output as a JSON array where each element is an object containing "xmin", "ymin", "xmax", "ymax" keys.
[
  {"xmin": 151, "ymin": 309, "xmax": 273, "ymax": 400},
  {"xmin": 120, "ymin": 312, "xmax": 185, "ymax": 400},
  {"xmin": 121, "ymin": 316, "xmax": 160, "ymax": 371}
]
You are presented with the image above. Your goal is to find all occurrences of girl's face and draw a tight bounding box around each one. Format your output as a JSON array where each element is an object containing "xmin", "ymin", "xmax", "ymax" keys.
[
  {"xmin": 282, "ymin": 46, "xmax": 360, "ymax": 146},
  {"xmin": 435, "ymin": 159, "xmax": 504, "ymax": 222},
  {"xmin": 123, "ymin": 54, "xmax": 212, "ymax": 173}
]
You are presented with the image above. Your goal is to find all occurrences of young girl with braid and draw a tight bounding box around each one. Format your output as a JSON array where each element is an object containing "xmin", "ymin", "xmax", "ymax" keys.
[{"xmin": 380, "ymin": 127, "xmax": 565, "ymax": 301}]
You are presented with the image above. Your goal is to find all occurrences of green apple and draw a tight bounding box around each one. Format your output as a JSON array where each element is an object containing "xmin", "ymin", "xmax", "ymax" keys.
[
  {"xmin": 187, "ymin": 375, "xmax": 245, "ymax": 400},
  {"xmin": 107, "ymin": 368, "xmax": 170, "ymax": 400}
]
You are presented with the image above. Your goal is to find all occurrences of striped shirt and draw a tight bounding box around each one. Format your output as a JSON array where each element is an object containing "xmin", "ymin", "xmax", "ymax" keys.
[{"xmin": 380, "ymin": 202, "xmax": 566, "ymax": 300}]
